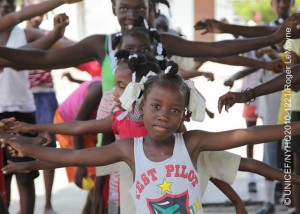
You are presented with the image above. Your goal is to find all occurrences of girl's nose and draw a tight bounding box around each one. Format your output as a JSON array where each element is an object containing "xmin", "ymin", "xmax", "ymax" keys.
[
  {"xmin": 127, "ymin": 10, "xmax": 138, "ymax": 20},
  {"xmin": 158, "ymin": 110, "xmax": 169, "ymax": 121}
]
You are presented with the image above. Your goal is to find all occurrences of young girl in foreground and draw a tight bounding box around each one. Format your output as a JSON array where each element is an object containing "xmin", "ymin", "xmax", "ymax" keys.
[{"xmin": 3, "ymin": 66, "xmax": 300, "ymax": 213}]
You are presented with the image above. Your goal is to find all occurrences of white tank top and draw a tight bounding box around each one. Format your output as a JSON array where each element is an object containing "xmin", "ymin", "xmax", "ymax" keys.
[
  {"xmin": 130, "ymin": 133, "xmax": 203, "ymax": 214},
  {"xmin": 0, "ymin": 26, "xmax": 35, "ymax": 112}
]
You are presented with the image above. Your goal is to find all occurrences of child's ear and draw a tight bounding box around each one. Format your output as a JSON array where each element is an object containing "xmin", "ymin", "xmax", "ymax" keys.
[
  {"xmin": 112, "ymin": 4, "xmax": 116, "ymax": 16},
  {"xmin": 155, "ymin": 6, "xmax": 160, "ymax": 18},
  {"xmin": 150, "ymin": 3, "xmax": 160, "ymax": 18},
  {"xmin": 184, "ymin": 109, "xmax": 192, "ymax": 122},
  {"xmin": 139, "ymin": 100, "xmax": 145, "ymax": 114}
]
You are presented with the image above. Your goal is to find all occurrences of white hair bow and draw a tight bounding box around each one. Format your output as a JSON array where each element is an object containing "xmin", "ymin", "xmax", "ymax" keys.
[
  {"xmin": 184, "ymin": 80, "xmax": 206, "ymax": 122},
  {"xmin": 119, "ymin": 71, "xmax": 157, "ymax": 112}
]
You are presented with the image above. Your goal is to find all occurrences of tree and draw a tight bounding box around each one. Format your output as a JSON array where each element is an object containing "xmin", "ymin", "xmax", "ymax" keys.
[{"xmin": 233, "ymin": 0, "xmax": 300, "ymax": 23}]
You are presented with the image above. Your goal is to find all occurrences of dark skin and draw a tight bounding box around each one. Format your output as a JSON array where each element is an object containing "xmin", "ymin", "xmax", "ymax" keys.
[
  {"xmin": 194, "ymin": 0, "xmax": 296, "ymax": 38},
  {"xmin": 218, "ymin": 63, "xmax": 300, "ymax": 113},
  {"xmin": 3, "ymin": 81, "xmax": 300, "ymax": 214},
  {"xmin": 0, "ymin": 0, "xmax": 298, "ymax": 72},
  {"xmin": 3, "ymin": 82, "xmax": 300, "ymax": 176}
]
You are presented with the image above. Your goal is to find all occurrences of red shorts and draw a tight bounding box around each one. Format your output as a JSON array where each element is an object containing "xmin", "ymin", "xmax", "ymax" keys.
[{"xmin": 242, "ymin": 104, "xmax": 258, "ymax": 121}]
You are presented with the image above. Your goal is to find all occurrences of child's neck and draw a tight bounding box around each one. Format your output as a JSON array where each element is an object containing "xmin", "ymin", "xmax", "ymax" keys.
[{"xmin": 143, "ymin": 135, "xmax": 175, "ymax": 162}]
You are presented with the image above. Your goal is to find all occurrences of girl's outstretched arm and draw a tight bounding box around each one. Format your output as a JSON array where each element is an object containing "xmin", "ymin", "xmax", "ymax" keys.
[
  {"xmin": 0, "ymin": 137, "xmax": 132, "ymax": 169},
  {"xmin": 187, "ymin": 122, "xmax": 300, "ymax": 155},
  {"xmin": 239, "ymin": 157, "xmax": 300, "ymax": 185},
  {"xmin": 0, "ymin": 0, "xmax": 77, "ymax": 32},
  {"xmin": 0, "ymin": 34, "xmax": 106, "ymax": 70},
  {"xmin": 9, "ymin": 115, "xmax": 113, "ymax": 136},
  {"xmin": 0, "ymin": 13, "xmax": 70, "ymax": 69},
  {"xmin": 2, "ymin": 160, "xmax": 65, "ymax": 174},
  {"xmin": 161, "ymin": 13, "xmax": 300, "ymax": 58},
  {"xmin": 210, "ymin": 178, "xmax": 247, "ymax": 214},
  {"xmin": 218, "ymin": 63, "xmax": 300, "ymax": 113},
  {"xmin": 194, "ymin": 18, "xmax": 277, "ymax": 38}
]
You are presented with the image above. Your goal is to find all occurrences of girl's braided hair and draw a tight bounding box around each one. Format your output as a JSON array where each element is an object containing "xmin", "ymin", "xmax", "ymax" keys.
[
  {"xmin": 150, "ymin": 0, "xmax": 170, "ymax": 8},
  {"xmin": 115, "ymin": 49, "xmax": 164, "ymax": 82},
  {"xmin": 111, "ymin": 0, "xmax": 170, "ymax": 8},
  {"xmin": 112, "ymin": 16, "xmax": 168, "ymax": 69},
  {"xmin": 143, "ymin": 60, "xmax": 190, "ymax": 106}
]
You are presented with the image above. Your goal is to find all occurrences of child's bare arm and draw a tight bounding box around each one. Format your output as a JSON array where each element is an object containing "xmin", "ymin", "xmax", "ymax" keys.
[
  {"xmin": 0, "ymin": 13, "xmax": 70, "ymax": 70},
  {"xmin": 210, "ymin": 178, "xmax": 247, "ymax": 214},
  {"xmin": 2, "ymin": 159, "xmax": 65, "ymax": 174},
  {"xmin": 218, "ymin": 63, "xmax": 300, "ymax": 113},
  {"xmin": 162, "ymin": 13, "xmax": 300, "ymax": 58},
  {"xmin": 239, "ymin": 157, "xmax": 300, "ymax": 185},
  {"xmin": 0, "ymin": 0, "xmax": 78, "ymax": 32},
  {"xmin": 188, "ymin": 122, "xmax": 300, "ymax": 156},
  {"xmin": 194, "ymin": 18, "xmax": 276, "ymax": 38},
  {"xmin": 0, "ymin": 137, "xmax": 132, "ymax": 169},
  {"xmin": 10, "ymin": 115, "xmax": 113, "ymax": 135}
]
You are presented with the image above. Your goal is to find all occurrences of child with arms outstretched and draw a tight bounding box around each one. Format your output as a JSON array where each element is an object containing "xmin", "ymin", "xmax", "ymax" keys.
[{"xmin": 3, "ymin": 60, "xmax": 300, "ymax": 213}]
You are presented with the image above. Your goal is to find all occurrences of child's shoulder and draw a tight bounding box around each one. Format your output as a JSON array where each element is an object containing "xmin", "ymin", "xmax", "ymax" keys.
[
  {"xmin": 183, "ymin": 129, "xmax": 208, "ymax": 139},
  {"xmin": 115, "ymin": 137, "xmax": 135, "ymax": 146}
]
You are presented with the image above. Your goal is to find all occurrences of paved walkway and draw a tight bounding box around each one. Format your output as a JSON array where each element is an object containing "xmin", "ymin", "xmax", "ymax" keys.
[{"xmin": 8, "ymin": 168, "xmax": 290, "ymax": 214}]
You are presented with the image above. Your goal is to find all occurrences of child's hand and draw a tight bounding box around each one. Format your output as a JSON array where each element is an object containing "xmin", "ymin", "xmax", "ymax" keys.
[
  {"xmin": 52, "ymin": 13, "xmax": 69, "ymax": 40},
  {"xmin": 218, "ymin": 92, "xmax": 248, "ymax": 113},
  {"xmin": 264, "ymin": 59, "xmax": 285, "ymax": 73},
  {"xmin": 224, "ymin": 80, "xmax": 234, "ymax": 88},
  {"xmin": 74, "ymin": 166, "xmax": 88, "ymax": 188},
  {"xmin": 62, "ymin": 72, "xmax": 75, "ymax": 82},
  {"xmin": 2, "ymin": 160, "xmax": 31, "ymax": 174},
  {"xmin": 7, "ymin": 121, "xmax": 33, "ymax": 135},
  {"xmin": 194, "ymin": 19, "xmax": 224, "ymax": 35},
  {"xmin": 0, "ymin": 137, "xmax": 29, "ymax": 158},
  {"xmin": 34, "ymin": 132, "xmax": 52, "ymax": 147},
  {"xmin": 278, "ymin": 13, "xmax": 300, "ymax": 39},
  {"xmin": 0, "ymin": 117, "xmax": 16, "ymax": 134},
  {"xmin": 201, "ymin": 72, "xmax": 214, "ymax": 81},
  {"xmin": 256, "ymin": 47, "xmax": 278, "ymax": 59}
]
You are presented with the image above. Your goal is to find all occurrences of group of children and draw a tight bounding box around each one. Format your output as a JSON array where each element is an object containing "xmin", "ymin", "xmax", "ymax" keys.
[{"xmin": 0, "ymin": 0, "xmax": 300, "ymax": 213}]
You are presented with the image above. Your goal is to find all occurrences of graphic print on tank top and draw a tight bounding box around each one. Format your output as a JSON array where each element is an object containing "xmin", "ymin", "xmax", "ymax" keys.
[{"xmin": 130, "ymin": 133, "xmax": 203, "ymax": 214}]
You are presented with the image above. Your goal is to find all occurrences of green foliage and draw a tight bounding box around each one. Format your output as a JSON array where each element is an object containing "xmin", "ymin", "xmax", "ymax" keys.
[{"xmin": 233, "ymin": 0, "xmax": 300, "ymax": 23}]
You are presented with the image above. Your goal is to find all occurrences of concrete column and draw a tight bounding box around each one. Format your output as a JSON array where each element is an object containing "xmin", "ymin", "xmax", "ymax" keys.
[{"xmin": 194, "ymin": 0, "xmax": 214, "ymax": 41}]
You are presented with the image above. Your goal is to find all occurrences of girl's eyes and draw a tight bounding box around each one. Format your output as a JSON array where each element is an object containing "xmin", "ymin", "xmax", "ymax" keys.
[
  {"xmin": 171, "ymin": 109, "xmax": 180, "ymax": 114},
  {"xmin": 151, "ymin": 104, "xmax": 181, "ymax": 114},
  {"xmin": 138, "ymin": 7, "xmax": 146, "ymax": 12},
  {"xmin": 119, "ymin": 7, "xmax": 127, "ymax": 12},
  {"xmin": 142, "ymin": 48, "xmax": 150, "ymax": 53},
  {"xmin": 151, "ymin": 104, "xmax": 159, "ymax": 109}
]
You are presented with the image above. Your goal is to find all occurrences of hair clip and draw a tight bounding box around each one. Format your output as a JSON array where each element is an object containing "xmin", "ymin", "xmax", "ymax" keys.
[
  {"xmin": 129, "ymin": 54, "xmax": 138, "ymax": 59},
  {"xmin": 156, "ymin": 43, "xmax": 163, "ymax": 55},
  {"xmin": 116, "ymin": 32, "xmax": 122, "ymax": 37},
  {"xmin": 164, "ymin": 65, "xmax": 172, "ymax": 74},
  {"xmin": 143, "ymin": 18, "xmax": 149, "ymax": 29},
  {"xmin": 155, "ymin": 55, "xmax": 164, "ymax": 61},
  {"xmin": 132, "ymin": 72, "xmax": 136, "ymax": 82}
]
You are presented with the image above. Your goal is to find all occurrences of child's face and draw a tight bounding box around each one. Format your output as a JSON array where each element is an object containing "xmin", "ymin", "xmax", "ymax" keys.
[
  {"xmin": 0, "ymin": 0, "xmax": 16, "ymax": 17},
  {"xmin": 141, "ymin": 82, "xmax": 186, "ymax": 141},
  {"xmin": 120, "ymin": 34, "xmax": 153, "ymax": 55},
  {"xmin": 271, "ymin": 0, "xmax": 294, "ymax": 19},
  {"xmin": 113, "ymin": 63, "xmax": 132, "ymax": 109},
  {"xmin": 113, "ymin": 0, "xmax": 150, "ymax": 30}
]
